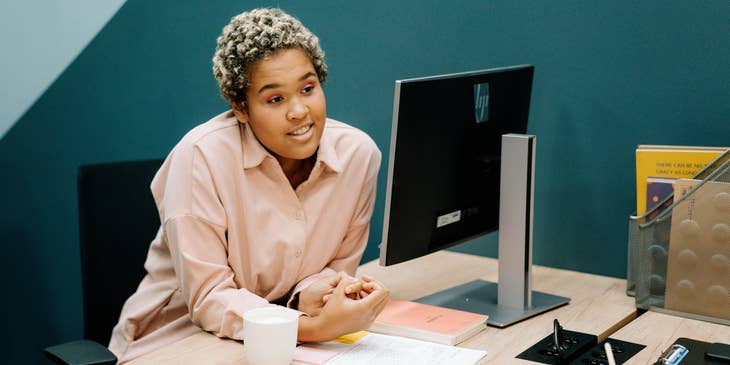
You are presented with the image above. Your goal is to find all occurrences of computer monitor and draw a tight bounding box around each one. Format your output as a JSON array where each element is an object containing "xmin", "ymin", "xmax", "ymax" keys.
[{"xmin": 380, "ymin": 65, "xmax": 569, "ymax": 327}]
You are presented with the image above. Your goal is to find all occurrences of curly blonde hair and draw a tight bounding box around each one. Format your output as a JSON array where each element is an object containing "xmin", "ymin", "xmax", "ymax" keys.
[{"xmin": 212, "ymin": 8, "xmax": 328, "ymax": 106}]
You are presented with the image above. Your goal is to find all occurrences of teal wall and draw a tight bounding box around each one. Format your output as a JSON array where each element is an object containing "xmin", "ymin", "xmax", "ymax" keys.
[
  {"xmin": 2, "ymin": 1, "xmax": 728, "ymax": 363},
  {"xmin": 0, "ymin": 0, "xmax": 127, "ymax": 138}
]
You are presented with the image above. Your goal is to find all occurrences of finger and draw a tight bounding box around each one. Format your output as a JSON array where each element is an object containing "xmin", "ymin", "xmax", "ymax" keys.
[
  {"xmin": 359, "ymin": 283, "xmax": 379, "ymax": 296},
  {"xmin": 359, "ymin": 292, "xmax": 389, "ymax": 324},
  {"xmin": 361, "ymin": 274, "xmax": 383, "ymax": 287},
  {"xmin": 345, "ymin": 282, "xmax": 363, "ymax": 300},
  {"xmin": 345, "ymin": 289, "xmax": 362, "ymax": 300},
  {"xmin": 320, "ymin": 290, "xmax": 334, "ymax": 303},
  {"xmin": 363, "ymin": 276, "xmax": 388, "ymax": 293},
  {"xmin": 373, "ymin": 294, "xmax": 390, "ymax": 314},
  {"xmin": 359, "ymin": 285, "xmax": 389, "ymax": 308},
  {"xmin": 367, "ymin": 275, "xmax": 384, "ymax": 285},
  {"xmin": 324, "ymin": 277, "xmax": 349, "ymax": 304},
  {"xmin": 367, "ymin": 289, "xmax": 390, "ymax": 317},
  {"xmin": 322, "ymin": 273, "xmax": 344, "ymax": 289},
  {"xmin": 361, "ymin": 282, "xmax": 376, "ymax": 293},
  {"xmin": 333, "ymin": 274, "xmax": 349, "ymax": 293},
  {"xmin": 345, "ymin": 281, "xmax": 364, "ymax": 296},
  {"xmin": 315, "ymin": 277, "xmax": 340, "ymax": 303}
]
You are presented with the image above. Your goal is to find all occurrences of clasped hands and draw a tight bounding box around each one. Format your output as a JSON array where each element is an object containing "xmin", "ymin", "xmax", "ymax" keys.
[{"xmin": 296, "ymin": 272, "xmax": 389, "ymax": 342}]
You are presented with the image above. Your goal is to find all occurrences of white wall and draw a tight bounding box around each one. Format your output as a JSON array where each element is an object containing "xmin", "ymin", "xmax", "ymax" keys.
[{"xmin": 0, "ymin": 0, "xmax": 127, "ymax": 139}]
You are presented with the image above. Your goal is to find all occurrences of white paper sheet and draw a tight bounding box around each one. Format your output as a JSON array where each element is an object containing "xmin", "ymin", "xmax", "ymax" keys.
[{"xmin": 296, "ymin": 332, "xmax": 486, "ymax": 365}]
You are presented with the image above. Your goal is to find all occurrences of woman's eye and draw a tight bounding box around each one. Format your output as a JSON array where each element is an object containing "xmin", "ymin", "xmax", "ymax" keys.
[
  {"xmin": 302, "ymin": 84, "xmax": 315, "ymax": 94},
  {"xmin": 267, "ymin": 96, "xmax": 284, "ymax": 104}
]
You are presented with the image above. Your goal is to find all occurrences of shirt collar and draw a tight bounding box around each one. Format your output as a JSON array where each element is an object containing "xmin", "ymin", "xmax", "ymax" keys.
[
  {"xmin": 240, "ymin": 118, "xmax": 342, "ymax": 174},
  {"xmin": 316, "ymin": 124, "xmax": 343, "ymax": 173},
  {"xmin": 240, "ymin": 121, "xmax": 268, "ymax": 169}
]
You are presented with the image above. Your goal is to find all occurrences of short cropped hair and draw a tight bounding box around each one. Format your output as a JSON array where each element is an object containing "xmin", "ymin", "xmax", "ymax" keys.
[{"xmin": 212, "ymin": 8, "xmax": 328, "ymax": 106}]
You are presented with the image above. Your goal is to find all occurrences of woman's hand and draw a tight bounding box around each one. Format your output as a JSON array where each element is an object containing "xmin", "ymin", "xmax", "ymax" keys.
[
  {"xmin": 298, "ymin": 273, "xmax": 389, "ymax": 342},
  {"xmin": 356, "ymin": 274, "xmax": 386, "ymax": 299},
  {"xmin": 297, "ymin": 272, "xmax": 363, "ymax": 317}
]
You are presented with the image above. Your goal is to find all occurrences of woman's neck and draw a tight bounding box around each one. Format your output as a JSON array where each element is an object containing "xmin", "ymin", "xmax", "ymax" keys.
[{"xmin": 278, "ymin": 154, "xmax": 316, "ymax": 189}]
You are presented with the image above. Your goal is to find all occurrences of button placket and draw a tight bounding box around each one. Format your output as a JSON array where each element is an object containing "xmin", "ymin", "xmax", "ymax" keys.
[{"xmin": 290, "ymin": 205, "xmax": 306, "ymax": 265}]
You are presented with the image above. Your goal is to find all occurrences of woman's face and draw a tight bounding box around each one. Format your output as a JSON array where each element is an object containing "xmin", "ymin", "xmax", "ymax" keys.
[{"xmin": 233, "ymin": 48, "xmax": 326, "ymax": 168}]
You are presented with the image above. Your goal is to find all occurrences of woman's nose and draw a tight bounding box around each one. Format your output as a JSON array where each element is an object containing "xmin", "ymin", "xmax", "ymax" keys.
[{"xmin": 287, "ymin": 100, "xmax": 308, "ymax": 121}]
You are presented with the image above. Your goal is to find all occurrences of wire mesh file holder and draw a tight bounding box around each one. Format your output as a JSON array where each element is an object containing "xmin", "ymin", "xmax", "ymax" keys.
[{"xmin": 627, "ymin": 149, "xmax": 730, "ymax": 324}]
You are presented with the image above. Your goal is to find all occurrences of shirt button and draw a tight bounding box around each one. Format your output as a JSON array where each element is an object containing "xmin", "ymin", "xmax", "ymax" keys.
[
  {"xmin": 295, "ymin": 210, "xmax": 304, "ymax": 220},
  {"xmin": 295, "ymin": 249, "xmax": 303, "ymax": 258}
]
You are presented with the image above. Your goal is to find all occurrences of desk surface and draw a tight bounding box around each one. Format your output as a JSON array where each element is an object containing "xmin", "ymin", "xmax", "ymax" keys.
[
  {"xmin": 128, "ymin": 251, "xmax": 637, "ymax": 365},
  {"xmin": 358, "ymin": 251, "xmax": 636, "ymax": 364},
  {"xmin": 611, "ymin": 311, "xmax": 730, "ymax": 365}
]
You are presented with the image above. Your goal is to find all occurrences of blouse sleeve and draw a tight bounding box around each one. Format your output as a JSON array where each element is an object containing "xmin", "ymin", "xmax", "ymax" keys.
[{"xmin": 156, "ymin": 143, "xmax": 274, "ymax": 340}]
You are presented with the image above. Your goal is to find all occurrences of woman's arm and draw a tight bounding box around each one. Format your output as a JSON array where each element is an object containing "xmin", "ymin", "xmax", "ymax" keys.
[
  {"xmin": 164, "ymin": 215, "xmax": 274, "ymax": 340},
  {"xmin": 157, "ymin": 142, "xmax": 277, "ymax": 341},
  {"xmin": 297, "ymin": 273, "xmax": 389, "ymax": 342}
]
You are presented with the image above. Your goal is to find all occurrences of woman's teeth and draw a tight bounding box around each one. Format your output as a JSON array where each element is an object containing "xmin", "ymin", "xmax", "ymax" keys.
[{"xmin": 290, "ymin": 125, "xmax": 311, "ymax": 135}]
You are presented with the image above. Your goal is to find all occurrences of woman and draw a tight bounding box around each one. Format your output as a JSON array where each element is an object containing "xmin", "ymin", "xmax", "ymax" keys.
[{"xmin": 109, "ymin": 8, "xmax": 389, "ymax": 363}]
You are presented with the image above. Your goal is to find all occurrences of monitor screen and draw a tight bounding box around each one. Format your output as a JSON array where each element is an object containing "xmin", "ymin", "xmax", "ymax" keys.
[{"xmin": 380, "ymin": 65, "xmax": 534, "ymax": 266}]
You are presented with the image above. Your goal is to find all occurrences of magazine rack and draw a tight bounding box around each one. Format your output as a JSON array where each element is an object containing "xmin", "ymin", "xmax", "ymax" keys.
[{"xmin": 626, "ymin": 149, "xmax": 730, "ymax": 324}]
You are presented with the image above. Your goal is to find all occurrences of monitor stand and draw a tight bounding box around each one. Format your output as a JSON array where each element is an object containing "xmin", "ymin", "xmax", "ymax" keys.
[
  {"xmin": 416, "ymin": 134, "xmax": 569, "ymax": 327},
  {"xmin": 415, "ymin": 280, "xmax": 569, "ymax": 327}
]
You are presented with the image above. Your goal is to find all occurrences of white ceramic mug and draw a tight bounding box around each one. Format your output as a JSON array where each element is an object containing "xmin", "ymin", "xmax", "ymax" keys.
[{"xmin": 242, "ymin": 307, "xmax": 300, "ymax": 365}]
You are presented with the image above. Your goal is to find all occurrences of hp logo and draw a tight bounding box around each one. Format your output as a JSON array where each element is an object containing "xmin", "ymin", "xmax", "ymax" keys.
[{"xmin": 474, "ymin": 82, "xmax": 490, "ymax": 123}]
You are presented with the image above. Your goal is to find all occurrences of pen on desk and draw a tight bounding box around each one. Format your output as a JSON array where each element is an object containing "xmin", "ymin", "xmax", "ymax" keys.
[{"xmin": 605, "ymin": 342, "xmax": 617, "ymax": 365}]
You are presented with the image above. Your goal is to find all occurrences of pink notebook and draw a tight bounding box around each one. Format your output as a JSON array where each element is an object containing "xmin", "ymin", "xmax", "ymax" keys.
[{"xmin": 368, "ymin": 299, "xmax": 487, "ymax": 345}]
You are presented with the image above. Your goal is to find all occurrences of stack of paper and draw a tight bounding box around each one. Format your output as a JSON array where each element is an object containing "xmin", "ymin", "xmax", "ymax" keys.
[{"xmin": 293, "ymin": 331, "xmax": 487, "ymax": 365}]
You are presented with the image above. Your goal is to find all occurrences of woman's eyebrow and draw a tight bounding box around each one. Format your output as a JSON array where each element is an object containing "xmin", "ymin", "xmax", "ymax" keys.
[{"xmin": 256, "ymin": 72, "xmax": 318, "ymax": 95}]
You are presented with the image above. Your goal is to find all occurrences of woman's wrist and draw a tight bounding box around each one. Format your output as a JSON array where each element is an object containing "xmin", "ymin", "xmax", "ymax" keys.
[{"xmin": 297, "ymin": 315, "xmax": 328, "ymax": 342}]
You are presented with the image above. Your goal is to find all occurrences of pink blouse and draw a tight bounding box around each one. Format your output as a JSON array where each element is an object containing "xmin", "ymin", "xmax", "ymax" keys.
[{"xmin": 108, "ymin": 110, "xmax": 381, "ymax": 363}]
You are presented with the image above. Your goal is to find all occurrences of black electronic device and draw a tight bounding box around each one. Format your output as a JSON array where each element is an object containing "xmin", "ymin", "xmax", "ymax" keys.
[
  {"xmin": 380, "ymin": 65, "xmax": 570, "ymax": 327},
  {"xmin": 571, "ymin": 339, "xmax": 646, "ymax": 365},
  {"xmin": 706, "ymin": 342, "xmax": 730, "ymax": 362},
  {"xmin": 517, "ymin": 319, "xmax": 597, "ymax": 364},
  {"xmin": 653, "ymin": 338, "xmax": 730, "ymax": 365},
  {"xmin": 380, "ymin": 65, "xmax": 533, "ymax": 267},
  {"xmin": 517, "ymin": 319, "xmax": 646, "ymax": 365}
]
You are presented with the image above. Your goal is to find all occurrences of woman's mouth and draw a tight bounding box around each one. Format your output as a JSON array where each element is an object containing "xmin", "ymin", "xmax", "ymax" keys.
[{"xmin": 289, "ymin": 124, "xmax": 312, "ymax": 136}]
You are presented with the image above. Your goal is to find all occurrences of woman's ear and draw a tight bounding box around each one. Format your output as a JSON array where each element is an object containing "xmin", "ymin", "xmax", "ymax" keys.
[{"xmin": 230, "ymin": 101, "xmax": 248, "ymax": 124}]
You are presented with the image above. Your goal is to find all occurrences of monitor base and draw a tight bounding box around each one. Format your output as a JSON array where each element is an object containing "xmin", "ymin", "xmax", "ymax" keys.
[{"xmin": 414, "ymin": 279, "xmax": 570, "ymax": 328}]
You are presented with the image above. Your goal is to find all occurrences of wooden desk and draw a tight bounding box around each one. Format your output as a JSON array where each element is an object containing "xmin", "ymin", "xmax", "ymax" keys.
[
  {"xmin": 359, "ymin": 251, "xmax": 636, "ymax": 364},
  {"xmin": 611, "ymin": 311, "xmax": 730, "ymax": 364},
  {"xmin": 128, "ymin": 251, "xmax": 637, "ymax": 364}
]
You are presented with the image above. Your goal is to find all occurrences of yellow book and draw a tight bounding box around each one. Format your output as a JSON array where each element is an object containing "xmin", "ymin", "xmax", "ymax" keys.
[{"xmin": 635, "ymin": 145, "xmax": 727, "ymax": 216}]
